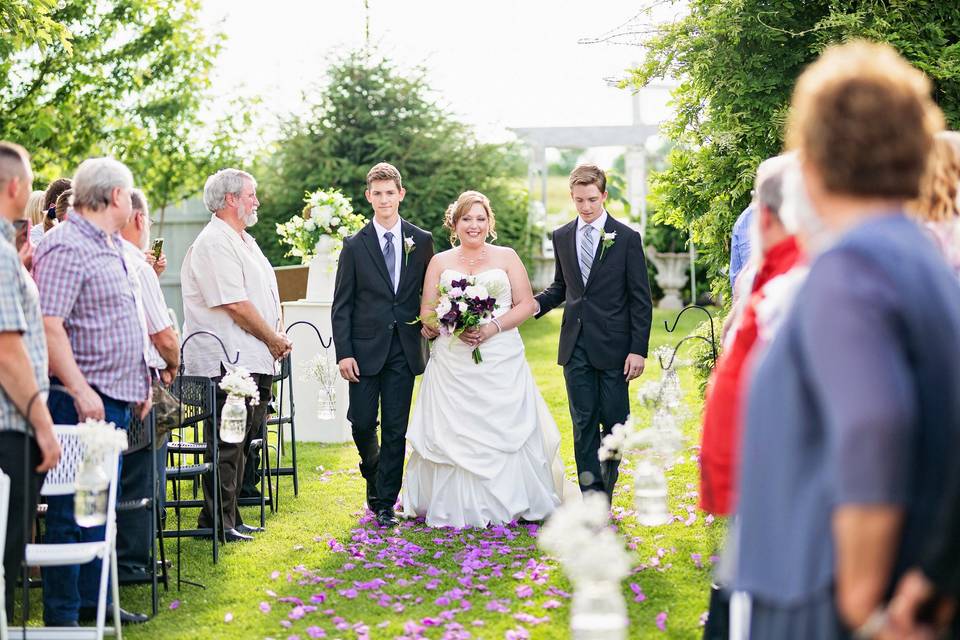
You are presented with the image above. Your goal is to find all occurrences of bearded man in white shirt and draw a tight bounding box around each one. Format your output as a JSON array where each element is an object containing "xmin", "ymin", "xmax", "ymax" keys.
[{"xmin": 181, "ymin": 168, "xmax": 291, "ymax": 542}]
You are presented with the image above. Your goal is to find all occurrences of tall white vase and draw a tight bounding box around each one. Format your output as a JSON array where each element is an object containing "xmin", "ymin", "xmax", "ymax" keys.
[{"xmin": 305, "ymin": 236, "xmax": 336, "ymax": 302}]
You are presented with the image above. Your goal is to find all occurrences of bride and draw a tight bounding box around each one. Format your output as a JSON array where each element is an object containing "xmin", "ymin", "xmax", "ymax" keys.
[{"xmin": 401, "ymin": 190, "xmax": 573, "ymax": 528}]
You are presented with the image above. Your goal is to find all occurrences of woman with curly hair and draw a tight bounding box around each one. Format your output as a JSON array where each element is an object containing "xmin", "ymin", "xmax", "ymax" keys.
[{"xmin": 908, "ymin": 132, "xmax": 960, "ymax": 275}]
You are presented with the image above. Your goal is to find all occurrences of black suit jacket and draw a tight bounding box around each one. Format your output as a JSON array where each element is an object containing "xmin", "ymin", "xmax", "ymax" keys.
[
  {"xmin": 535, "ymin": 214, "xmax": 652, "ymax": 370},
  {"xmin": 331, "ymin": 220, "xmax": 434, "ymax": 377}
]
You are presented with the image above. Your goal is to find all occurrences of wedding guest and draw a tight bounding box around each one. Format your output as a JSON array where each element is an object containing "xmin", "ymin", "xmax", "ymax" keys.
[
  {"xmin": 116, "ymin": 188, "xmax": 178, "ymax": 579},
  {"xmin": 25, "ymin": 189, "xmax": 44, "ymax": 246},
  {"xmin": 700, "ymin": 154, "xmax": 803, "ymax": 640},
  {"xmin": 55, "ymin": 188, "xmax": 72, "ymax": 223},
  {"xmin": 907, "ymin": 133, "xmax": 960, "ymax": 275},
  {"xmin": 42, "ymin": 177, "xmax": 70, "ymax": 232},
  {"xmin": 728, "ymin": 205, "xmax": 753, "ymax": 290},
  {"xmin": 33, "ymin": 156, "xmax": 151, "ymax": 626},
  {"xmin": 180, "ymin": 168, "xmax": 289, "ymax": 542},
  {"xmin": 0, "ymin": 141, "xmax": 61, "ymax": 623},
  {"xmin": 734, "ymin": 41, "xmax": 960, "ymax": 639}
]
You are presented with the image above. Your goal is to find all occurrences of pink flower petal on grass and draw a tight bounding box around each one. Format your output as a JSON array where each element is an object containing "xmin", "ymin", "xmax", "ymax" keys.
[
  {"xmin": 515, "ymin": 585, "xmax": 533, "ymax": 598},
  {"xmin": 629, "ymin": 583, "xmax": 647, "ymax": 603},
  {"xmin": 306, "ymin": 627, "xmax": 326, "ymax": 638},
  {"xmin": 169, "ymin": 600, "xmax": 181, "ymax": 610},
  {"xmin": 224, "ymin": 612, "xmax": 233, "ymax": 623},
  {"xmin": 259, "ymin": 601, "xmax": 272, "ymax": 613},
  {"xmin": 656, "ymin": 611, "xmax": 668, "ymax": 631}
]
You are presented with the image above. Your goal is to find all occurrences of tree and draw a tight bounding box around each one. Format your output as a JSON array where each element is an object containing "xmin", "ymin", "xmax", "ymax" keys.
[
  {"xmin": 0, "ymin": 0, "xmax": 244, "ymax": 222},
  {"xmin": 255, "ymin": 51, "xmax": 534, "ymax": 266},
  {"xmin": 626, "ymin": 0, "xmax": 960, "ymax": 293}
]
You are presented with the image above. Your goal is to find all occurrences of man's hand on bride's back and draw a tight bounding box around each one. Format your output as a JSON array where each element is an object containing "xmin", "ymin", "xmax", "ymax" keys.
[{"xmin": 339, "ymin": 357, "xmax": 360, "ymax": 383}]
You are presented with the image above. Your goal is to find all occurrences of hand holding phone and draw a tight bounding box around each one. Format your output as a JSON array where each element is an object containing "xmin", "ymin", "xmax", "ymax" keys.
[{"xmin": 151, "ymin": 237, "xmax": 164, "ymax": 260}]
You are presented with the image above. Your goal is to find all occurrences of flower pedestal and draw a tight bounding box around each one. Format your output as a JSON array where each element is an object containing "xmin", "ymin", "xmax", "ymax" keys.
[
  {"xmin": 305, "ymin": 236, "xmax": 336, "ymax": 303},
  {"xmin": 570, "ymin": 579, "xmax": 628, "ymax": 640},
  {"xmin": 281, "ymin": 299, "xmax": 351, "ymax": 443},
  {"xmin": 646, "ymin": 247, "xmax": 690, "ymax": 310}
]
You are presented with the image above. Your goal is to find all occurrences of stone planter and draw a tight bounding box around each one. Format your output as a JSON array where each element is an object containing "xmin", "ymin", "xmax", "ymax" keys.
[
  {"xmin": 646, "ymin": 248, "xmax": 689, "ymax": 310},
  {"xmin": 305, "ymin": 236, "xmax": 337, "ymax": 302}
]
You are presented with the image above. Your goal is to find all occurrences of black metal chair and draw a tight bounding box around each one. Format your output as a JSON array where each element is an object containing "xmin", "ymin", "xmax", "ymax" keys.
[
  {"xmin": 265, "ymin": 355, "xmax": 299, "ymax": 510},
  {"xmin": 116, "ymin": 409, "xmax": 166, "ymax": 616},
  {"xmin": 164, "ymin": 375, "xmax": 221, "ymax": 569}
]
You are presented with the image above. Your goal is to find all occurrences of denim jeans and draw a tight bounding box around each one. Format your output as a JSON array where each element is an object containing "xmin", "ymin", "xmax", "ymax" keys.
[{"xmin": 42, "ymin": 386, "xmax": 130, "ymax": 625}]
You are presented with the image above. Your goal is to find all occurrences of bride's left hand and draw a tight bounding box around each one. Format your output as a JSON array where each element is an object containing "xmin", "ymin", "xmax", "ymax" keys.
[{"xmin": 475, "ymin": 324, "xmax": 498, "ymax": 346}]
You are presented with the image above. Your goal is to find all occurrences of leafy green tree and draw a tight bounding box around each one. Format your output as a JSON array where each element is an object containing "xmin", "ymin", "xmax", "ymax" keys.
[
  {"xmin": 255, "ymin": 51, "xmax": 534, "ymax": 266},
  {"xmin": 628, "ymin": 0, "xmax": 960, "ymax": 294},
  {"xmin": 0, "ymin": 0, "xmax": 243, "ymax": 223}
]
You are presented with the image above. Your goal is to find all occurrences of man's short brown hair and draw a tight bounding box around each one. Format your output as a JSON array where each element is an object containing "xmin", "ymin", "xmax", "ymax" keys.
[
  {"xmin": 366, "ymin": 163, "xmax": 403, "ymax": 191},
  {"xmin": 569, "ymin": 164, "xmax": 607, "ymax": 193},
  {"xmin": 0, "ymin": 141, "xmax": 29, "ymax": 185},
  {"xmin": 786, "ymin": 40, "xmax": 944, "ymax": 199}
]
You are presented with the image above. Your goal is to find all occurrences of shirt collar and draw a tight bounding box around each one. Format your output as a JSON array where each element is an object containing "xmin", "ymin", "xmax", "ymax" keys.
[
  {"xmin": 0, "ymin": 217, "xmax": 13, "ymax": 244},
  {"xmin": 210, "ymin": 213, "xmax": 250, "ymax": 246},
  {"xmin": 69, "ymin": 211, "xmax": 121, "ymax": 244},
  {"xmin": 121, "ymin": 238, "xmax": 148, "ymax": 261},
  {"xmin": 373, "ymin": 217, "xmax": 402, "ymax": 241},
  {"xmin": 577, "ymin": 209, "xmax": 608, "ymax": 234}
]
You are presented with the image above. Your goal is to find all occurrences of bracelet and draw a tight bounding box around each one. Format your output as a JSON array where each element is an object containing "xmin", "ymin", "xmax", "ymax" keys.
[
  {"xmin": 851, "ymin": 608, "xmax": 887, "ymax": 640},
  {"xmin": 492, "ymin": 318, "xmax": 503, "ymax": 333}
]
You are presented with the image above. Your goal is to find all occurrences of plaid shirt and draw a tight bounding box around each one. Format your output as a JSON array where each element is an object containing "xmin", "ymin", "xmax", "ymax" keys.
[
  {"xmin": 0, "ymin": 218, "xmax": 49, "ymax": 434},
  {"xmin": 33, "ymin": 213, "xmax": 149, "ymax": 403}
]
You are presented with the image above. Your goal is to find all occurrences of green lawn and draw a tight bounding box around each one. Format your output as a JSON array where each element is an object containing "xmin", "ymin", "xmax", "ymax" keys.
[{"xmin": 23, "ymin": 310, "xmax": 721, "ymax": 639}]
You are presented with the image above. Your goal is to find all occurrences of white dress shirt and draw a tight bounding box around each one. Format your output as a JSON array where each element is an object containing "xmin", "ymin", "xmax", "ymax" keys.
[
  {"xmin": 181, "ymin": 215, "xmax": 282, "ymax": 377},
  {"xmin": 576, "ymin": 209, "xmax": 608, "ymax": 271},
  {"xmin": 373, "ymin": 217, "xmax": 402, "ymax": 293},
  {"xmin": 122, "ymin": 239, "xmax": 172, "ymax": 370}
]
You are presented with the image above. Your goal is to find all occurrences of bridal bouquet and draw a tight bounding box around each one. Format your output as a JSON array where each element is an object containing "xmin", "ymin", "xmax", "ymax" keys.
[{"xmin": 430, "ymin": 276, "xmax": 500, "ymax": 364}]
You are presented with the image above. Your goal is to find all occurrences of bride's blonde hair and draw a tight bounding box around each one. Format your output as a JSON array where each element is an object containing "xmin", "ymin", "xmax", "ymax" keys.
[{"xmin": 443, "ymin": 190, "xmax": 498, "ymax": 246}]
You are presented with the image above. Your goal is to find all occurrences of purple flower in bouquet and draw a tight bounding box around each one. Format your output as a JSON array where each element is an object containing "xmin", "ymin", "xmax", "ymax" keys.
[{"xmin": 424, "ymin": 275, "xmax": 501, "ymax": 364}]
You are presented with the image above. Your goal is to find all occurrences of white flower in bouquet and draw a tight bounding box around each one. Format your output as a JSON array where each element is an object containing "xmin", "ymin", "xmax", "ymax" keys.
[
  {"xmin": 304, "ymin": 218, "xmax": 317, "ymax": 232},
  {"xmin": 435, "ymin": 296, "xmax": 453, "ymax": 318},
  {"xmin": 456, "ymin": 300, "xmax": 468, "ymax": 313},
  {"xmin": 219, "ymin": 366, "xmax": 260, "ymax": 406},
  {"xmin": 330, "ymin": 215, "xmax": 340, "ymax": 226},
  {"xmin": 449, "ymin": 285, "xmax": 464, "ymax": 298},
  {"xmin": 313, "ymin": 205, "xmax": 333, "ymax": 225},
  {"xmin": 338, "ymin": 226, "xmax": 350, "ymax": 237},
  {"xmin": 463, "ymin": 284, "xmax": 489, "ymax": 300}
]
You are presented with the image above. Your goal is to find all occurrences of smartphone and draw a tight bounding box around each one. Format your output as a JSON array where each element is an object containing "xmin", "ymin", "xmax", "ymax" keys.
[
  {"xmin": 13, "ymin": 219, "xmax": 28, "ymax": 251},
  {"xmin": 151, "ymin": 237, "xmax": 163, "ymax": 260}
]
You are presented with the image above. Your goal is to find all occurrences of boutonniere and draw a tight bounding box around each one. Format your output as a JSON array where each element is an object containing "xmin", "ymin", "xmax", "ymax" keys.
[
  {"xmin": 403, "ymin": 235, "xmax": 416, "ymax": 265},
  {"xmin": 599, "ymin": 230, "xmax": 617, "ymax": 260}
]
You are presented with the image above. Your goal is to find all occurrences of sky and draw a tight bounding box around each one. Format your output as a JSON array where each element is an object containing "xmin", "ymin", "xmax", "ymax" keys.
[{"xmin": 199, "ymin": 0, "xmax": 683, "ymax": 159}]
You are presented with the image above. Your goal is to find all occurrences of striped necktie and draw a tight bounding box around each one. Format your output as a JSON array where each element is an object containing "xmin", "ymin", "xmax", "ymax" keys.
[{"xmin": 580, "ymin": 225, "xmax": 595, "ymax": 285}]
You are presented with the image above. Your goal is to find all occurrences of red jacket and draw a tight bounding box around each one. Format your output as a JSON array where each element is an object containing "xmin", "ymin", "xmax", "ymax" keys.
[{"xmin": 699, "ymin": 236, "xmax": 802, "ymax": 515}]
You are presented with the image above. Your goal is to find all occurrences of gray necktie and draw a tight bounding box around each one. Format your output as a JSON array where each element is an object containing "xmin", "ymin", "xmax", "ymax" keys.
[
  {"xmin": 580, "ymin": 225, "xmax": 595, "ymax": 284},
  {"xmin": 383, "ymin": 231, "xmax": 396, "ymax": 291}
]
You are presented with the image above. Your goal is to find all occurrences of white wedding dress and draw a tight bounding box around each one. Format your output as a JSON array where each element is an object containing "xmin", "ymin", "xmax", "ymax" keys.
[{"xmin": 401, "ymin": 268, "xmax": 572, "ymax": 528}]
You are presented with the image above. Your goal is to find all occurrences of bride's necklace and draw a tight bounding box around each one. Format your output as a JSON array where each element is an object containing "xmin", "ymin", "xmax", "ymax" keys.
[{"xmin": 458, "ymin": 246, "xmax": 487, "ymax": 267}]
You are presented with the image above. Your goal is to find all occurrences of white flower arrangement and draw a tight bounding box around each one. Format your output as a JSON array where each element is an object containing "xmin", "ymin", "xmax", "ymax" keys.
[
  {"xmin": 219, "ymin": 366, "xmax": 260, "ymax": 406},
  {"xmin": 276, "ymin": 187, "xmax": 367, "ymax": 264},
  {"xmin": 76, "ymin": 418, "xmax": 128, "ymax": 455},
  {"xmin": 538, "ymin": 492, "xmax": 633, "ymax": 584},
  {"xmin": 300, "ymin": 354, "xmax": 337, "ymax": 390}
]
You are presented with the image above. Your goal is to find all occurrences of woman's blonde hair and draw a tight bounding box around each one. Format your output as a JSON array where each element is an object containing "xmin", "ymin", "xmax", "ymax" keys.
[
  {"xmin": 786, "ymin": 40, "xmax": 944, "ymax": 199},
  {"xmin": 443, "ymin": 190, "xmax": 497, "ymax": 245},
  {"xmin": 908, "ymin": 136, "xmax": 960, "ymax": 222},
  {"xmin": 25, "ymin": 190, "xmax": 45, "ymax": 226}
]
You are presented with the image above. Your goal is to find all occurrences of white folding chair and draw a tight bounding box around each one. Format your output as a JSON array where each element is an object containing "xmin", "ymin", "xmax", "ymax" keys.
[
  {"xmin": 9, "ymin": 426, "xmax": 123, "ymax": 639},
  {"xmin": 0, "ymin": 469, "xmax": 10, "ymax": 640}
]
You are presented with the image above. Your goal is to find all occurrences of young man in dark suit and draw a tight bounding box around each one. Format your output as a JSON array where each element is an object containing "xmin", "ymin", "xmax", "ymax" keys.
[
  {"xmin": 332, "ymin": 163, "xmax": 435, "ymax": 527},
  {"xmin": 535, "ymin": 164, "xmax": 653, "ymax": 499}
]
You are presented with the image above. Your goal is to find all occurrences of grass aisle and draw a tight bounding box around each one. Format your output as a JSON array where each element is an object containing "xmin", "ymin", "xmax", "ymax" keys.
[{"xmin": 111, "ymin": 310, "xmax": 722, "ymax": 639}]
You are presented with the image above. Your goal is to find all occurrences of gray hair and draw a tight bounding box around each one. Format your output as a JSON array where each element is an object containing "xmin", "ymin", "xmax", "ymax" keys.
[
  {"xmin": 72, "ymin": 157, "xmax": 134, "ymax": 212},
  {"xmin": 130, "ymin": 188, "xmax": 149, "ymax": 216},
  {"xmin": 203, "ymin": 168, "xmax": 255, "ymax": 213}
]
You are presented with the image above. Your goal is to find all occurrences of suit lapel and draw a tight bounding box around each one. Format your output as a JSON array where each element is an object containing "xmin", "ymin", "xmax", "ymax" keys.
[
  {"xmin": 359, "ymin": 223, "xmax": 394, "ymax": 294},
  {"xmin": 583, "ymin": 214, "xmax": 616, "ymax": 292}
]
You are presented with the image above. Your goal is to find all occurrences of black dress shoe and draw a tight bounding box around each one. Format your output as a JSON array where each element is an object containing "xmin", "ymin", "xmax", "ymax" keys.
[
  {"xmin": 79, "ymin": 605, "xmax": 148, "ymax": 624},
  {"xmin": 223, "ymin": 527, "xmax": 254, "ymax": 542},
  {"xmin": 236, "ymin": 523, "xmax": 264, "ymax": 534},
  {"xmin": 375, "ymin": 509, "xmax": 399, "ymax": 528}
]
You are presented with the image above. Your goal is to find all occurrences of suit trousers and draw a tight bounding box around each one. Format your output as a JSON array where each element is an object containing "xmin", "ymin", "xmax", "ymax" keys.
[
  {"xmin": 563, "ymin": 336, "xmax": 630, "ymax": 497},
  {"xmin": 0, "ymin": 432, "xmax": 44, "ymax": 622},
  {"xmin": 347, "ymin": 331, "xmax": 415, "ymax": 512},
  {"xmin": 199, "ymin": 372, "xmax": 272, "ymax": 532}
]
